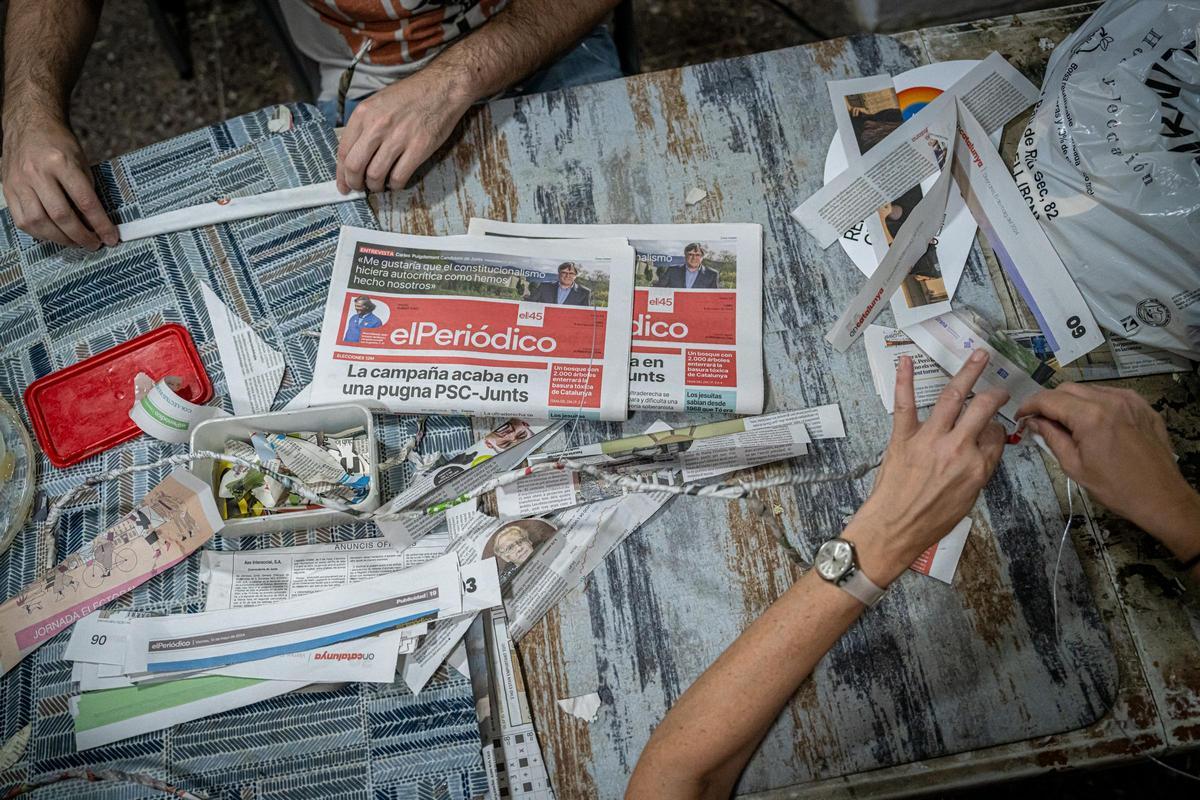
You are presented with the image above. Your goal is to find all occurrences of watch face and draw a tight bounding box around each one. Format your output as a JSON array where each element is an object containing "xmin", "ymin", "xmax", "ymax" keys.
[{"xmin": 815, "ymin": 539, "xmax": 854, "ymax": 581}]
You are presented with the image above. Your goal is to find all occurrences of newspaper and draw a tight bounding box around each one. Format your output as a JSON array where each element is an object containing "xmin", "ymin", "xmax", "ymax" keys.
[
  {"xmin": 198, "ymin": 283, "xmax": 285, "ymax": 415},
  {"xmin": 1000, "ymin": 328, "xmax": 1191, "ymax": 382},
  {"xmin": 817, "ymin": 91, "xmax": 1105, "ymax": 362},
  {"xmin": 485, "ymin": 608, "xmax": 556, "ymax": 799},
  {"xmin": 824, "ymin": 61, "xmax": 992, "ymax": 311},
  {"xmin": 829, "ymin": 74, "xmax": 956, "ymax": 327},
  {"xmin": 863, "ymin": 324, "xmax": 950, "ymax": 412},
  {"xmin": 133, "ymin": 630, "xmax": 411, "ymax": 684},
  {"xmin": 467, "ymin": 220, "xmax": 764, "ymax": 414},
  {"xmin": 374, "ymin": 419, "xmax": 559, "ymax": 549},
  {"xmin": 910, "ymin": 517, "xmax": 971, "ymax": 584},
  {"xmin": 128, "ymin": 374, "xmax": 226, "ymax": 443},
  {"xmin": 506, "ymin": 492, "xmax": 671, "ymax": 641},
  {"xmin": 825, "ymin": 135, "xmax": 955, "ymax": 351},
  {"xmin": 902, "ymin": 310, "xmax": 1047, "ymax": 425},
  {"xmin": 310, "ymin": 228, "xmax": 635, "ymax": 419},
  {"xmin": 494, "ymin": 467, "xmax": 631, "ymax": 518},
  {"xmin": 0, "ymin": 470, "xmax": 222, "ymax": 676},
  {"xmin": 792, "ymin": 52, "xmax": 1039, "ymax": 245},
  {"xmin": 949, "ymin": 97, "xmax": 1104, "ymax": 365},
  {"xmin": 123, "ymin": 552, "xmax": 465, "ymax": 674},
  {"xmin": 533, "ymin": 403, "xmax": 845, "ymax": 462},
  {"xmin": 72, "ymin": 675, "xmax": 306, "ymax": 750},
  {"xmin": 198, "ymin": 536, "xmax": 449, "ymax": 611}
]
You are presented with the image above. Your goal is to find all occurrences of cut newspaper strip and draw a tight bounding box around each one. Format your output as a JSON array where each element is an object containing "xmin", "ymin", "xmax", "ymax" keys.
[
  {"xmin": 793, "ymin": 52, "xmax": 1039, "ymax": 246},
  {"xmin": 374, "ymin": 420, "xmax": 561, "ymax": 548},
  {"xmin": 311, "ymin": 228, "xmax": 635, "ymax": 420},
  {"xmin": 825, "ymin": 150, "xmax": 954, "ymax": 351},
  {"xmin": 485, "ymin": 607, "xmax": 556, "ymax": 799},
  {"xmin": 531, "ymin": 403, "xmax": 845, "ymax": 462},
  {"xmin": 0, "ymin": 470, "xmax": 223, "ymax": 676},
  {"xmin": 197, "ymin": 535, "xmax": 450, "ymax": 611},
  {"xmin": 829, "ymin": 73, "xmax": 956, "ymax": 327},
  {"xmin": 198, "ymin": 283, "xmax": 285, "ymax": 416},
  {"xmin": 72, "ymin": 675, "xmax": 306, "ymax": 751},
  {"xmin": 123, "ymin": 551, "xmax": 465, "ymax": 674},
  {"xmin": 467, "ymin": 220, "xmax": 764, "ymax": 415},
  {"xmin": 128, "ymin": 373, "xmax": 226, "ymax": 444},
  {"xmin": 117, "ymin": 180, "xmax": 366, "ymax": 241},
  {"xmin": 949, "ymin": 97, "xmax": 1104, "ymax": 364}
]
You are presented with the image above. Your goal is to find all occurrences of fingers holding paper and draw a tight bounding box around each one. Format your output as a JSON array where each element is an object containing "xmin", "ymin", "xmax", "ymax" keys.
[
  {"xmin": 1018, "ymin": 384, "xmax": 1200, "ymax": 558},
  {"xmin": 843, "ymin": 352, "xmax": 1009, "ymax": 586}
]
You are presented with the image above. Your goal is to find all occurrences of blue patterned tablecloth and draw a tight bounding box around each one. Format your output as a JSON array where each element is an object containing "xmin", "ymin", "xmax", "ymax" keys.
[{"xmin": 0, "ymin": 104, "xmax": 486, "ymax": 799}]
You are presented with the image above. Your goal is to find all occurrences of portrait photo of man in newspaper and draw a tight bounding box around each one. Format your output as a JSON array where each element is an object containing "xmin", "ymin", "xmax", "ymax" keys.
[
  {"xmin": 524, "ymin": 261, "xmax": 592, "ymax": 306},
  {"xmin": 656, "ymin": 243, "xmax": 720, "ymax": 289},
  {"xmin": 634, "ymin": 239, "xmax": 737, "ymax": 289}
]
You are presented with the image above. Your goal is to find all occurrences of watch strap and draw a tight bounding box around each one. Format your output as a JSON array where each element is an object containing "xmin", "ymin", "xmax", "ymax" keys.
[{"xmin": 838, "ymin": 568, "xmax": 886, "ymax": 607}]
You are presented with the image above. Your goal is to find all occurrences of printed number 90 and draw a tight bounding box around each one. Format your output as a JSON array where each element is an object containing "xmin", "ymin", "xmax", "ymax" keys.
[
  {"xmin": 1067, "ymin": 315, "xmax": 1087, "ymax": 339},
  {"xmin": 90, "ymin": 634, "xmax": 107, "ymax": 646}
]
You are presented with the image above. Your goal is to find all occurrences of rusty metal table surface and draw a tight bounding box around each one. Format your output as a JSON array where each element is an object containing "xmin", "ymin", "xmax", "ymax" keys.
[{"xmin": 370, "ymin": 3, "xmax": 1200, "ymax": 797}]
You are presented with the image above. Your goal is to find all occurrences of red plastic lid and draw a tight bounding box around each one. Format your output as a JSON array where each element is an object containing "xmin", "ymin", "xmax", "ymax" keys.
[{"xmin": 24, "ymin": 324, "xmax": 213, "ymax": 467}]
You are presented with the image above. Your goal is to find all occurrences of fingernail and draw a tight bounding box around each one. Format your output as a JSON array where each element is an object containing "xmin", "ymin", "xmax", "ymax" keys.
[{"xmin": 969, "ymin": 349, "xmax": 988, "ymax": 363}]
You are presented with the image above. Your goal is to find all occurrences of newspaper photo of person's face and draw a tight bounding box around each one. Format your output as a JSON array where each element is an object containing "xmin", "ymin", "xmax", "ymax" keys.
[
  {"xmin": 843, "ymin": 88, "xmax": 947, "ymax": 308},
  {"xmin": 484, "ymin": 419, "xmax": 532, "ymax": 452},
  {"xmin": 628, "ymin": 238, "xmax": 738, "ymax": 289},
  {"xmin": 482, "ymin": 518, "xmax": 556, "ymax": 585}
]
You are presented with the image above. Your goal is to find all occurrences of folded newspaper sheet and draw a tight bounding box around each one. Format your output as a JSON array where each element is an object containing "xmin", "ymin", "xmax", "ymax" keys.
[
  {"xmin": 823, "ymin": 61, "xmax": 992, "ymax": 316},
  {"xmin": 123, "ymin": 552, "xmax": 467, "ymax": 674},
  {"xmin": 480, "ymin": 607, "xmax": 557, "ymax": 799},
  {"xmin": 863, "ymin": 324, "xmax": 950, "ymax": 412},
  {"xmin": 903, "ymin": 310, "xmax": 1047, "ymax": 426},
  {"xmin": 795, "ymin": 53, "xmax": 1104, "ymax": 365},
  {"xmin": 828, "ymin": 73, "xmax": 958, "ymax": 327},
  {"xmin": 0, "ymin": 470, "xmax": 222, "ymax": 676},
  {"xmin": 468, "ymin": 220, "xmax": 764, "ymax": 415},
  {"xmin": 311, "ymin": 228, "xmax": 635, "ymax": 420}
]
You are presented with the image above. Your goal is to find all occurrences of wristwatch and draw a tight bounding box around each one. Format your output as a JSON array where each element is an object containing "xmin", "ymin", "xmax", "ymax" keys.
[{"xmin": 813, "ymin": 538, "xmax": 886, "ymax": 606}]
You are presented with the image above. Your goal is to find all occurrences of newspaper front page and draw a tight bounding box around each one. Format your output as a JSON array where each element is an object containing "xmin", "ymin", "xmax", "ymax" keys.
[
  {"xmin": 467, "ymin": 220, "xmax": 764, "ymax": 414},
  {"xmin": 312, "ymin": 228, "xmax": 635, "ymax": 420}
]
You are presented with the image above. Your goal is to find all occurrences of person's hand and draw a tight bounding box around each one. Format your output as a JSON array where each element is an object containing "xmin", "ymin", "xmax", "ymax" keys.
[
  {"xmin": 1018, "ymin": 384, "xmax": 1200, "ymax": 560},
  {"xmin": 336, "ymin": 67, "xmax": 474, "ymax": 194},
  {"xmin": 1, "ymin": 111, "xmax": 118, "ymax": 250},
  {"xmin": 845, "ymin": 351, "xmax": 1009, "ymax": 585}
]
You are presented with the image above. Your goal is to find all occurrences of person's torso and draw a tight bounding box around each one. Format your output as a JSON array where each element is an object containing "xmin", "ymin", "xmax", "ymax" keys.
[{"xmin": 278, "ymin": 0, "xmax": 510, "ymax": 101}]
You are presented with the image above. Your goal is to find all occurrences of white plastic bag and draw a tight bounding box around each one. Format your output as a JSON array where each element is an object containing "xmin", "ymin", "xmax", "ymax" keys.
[{"xmin": 1022, "ymin": 0, "xmax": 1200, "ymax": 359}]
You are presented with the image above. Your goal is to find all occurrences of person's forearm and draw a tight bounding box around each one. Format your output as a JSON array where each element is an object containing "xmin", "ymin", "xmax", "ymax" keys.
[
  {"xmin": 423, "ymin": 0, "xmax": 620, "ymax": 107},
  {"xmin": 627, "ymin": 570, "xmax": 870, "ymax": 799},
  {"xmin": 3, "ymin": 0, "xmax": 102, "ymax": 125}
]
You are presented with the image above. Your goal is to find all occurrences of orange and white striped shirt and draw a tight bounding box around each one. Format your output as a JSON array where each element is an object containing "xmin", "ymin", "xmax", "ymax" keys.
[{"xmin": 279, "ymin": 0, "xmax": 509, "ymax": 101}]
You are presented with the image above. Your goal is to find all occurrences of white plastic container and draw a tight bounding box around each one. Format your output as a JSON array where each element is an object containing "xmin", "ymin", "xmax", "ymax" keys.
[{"xmin": 189, "ymin": 402, "xmax": 379, "ymax": 537}]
